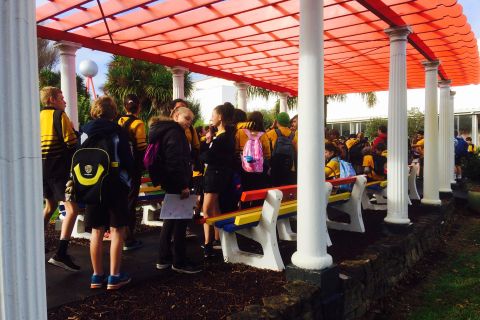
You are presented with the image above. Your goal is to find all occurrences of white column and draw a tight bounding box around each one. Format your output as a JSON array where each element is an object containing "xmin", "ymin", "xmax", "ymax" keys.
[
  {"xmin": 170, "ymin": 66, "xmax": 188, "ymax": 100},
  {"xmin": 438, "ymin": 80, "xmax": 452, "ymax": 192},
  {"xmin": 421, "ymin": 61, "xmax": 441, "ymax": 205},
  {"xmin": 349, "ymin": 122, "xmax": 355, "ymax": 134},
  {"xmin": 291, "ymin": 0, "xmax": 331, "ymax": 270},
  {"xmin": 450, "ymin": 91, "xmax": 457, "ymax": 184},
  {"xmin": 234, "ymin": 82, "xmax": 249, "ymax": 112},
  {"xmin": 54, "ymin": 41, "xmax": 81, "ymax": 130},
  {"xmin": 384, "ymin": 26, "xmax": 412, "ymax": 225},
  {"xmin": 278, "ymin": 92, "xmax": 289, "ymax": 113},
  {"xmin": 0, "ymin": 1, "xmax": 47, "ymax": 319},
  {"xmin": 356, "ymin": 123, "xmax": 360, "ymax": 133},
  {"xmin": 472, "ymin": 114, "xmax": 479, "ymax": 146}
]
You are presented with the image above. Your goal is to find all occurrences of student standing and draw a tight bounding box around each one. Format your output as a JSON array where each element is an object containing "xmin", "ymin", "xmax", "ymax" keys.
[
  {"xmin": 81, "ymin": 96, "xmax": 134, "ymax": 290},
  {"xmin": 149, "ymin": 107, "xmax": 202, "ymax": 273},
  {"xmin": 201, "ymin": 104, "xmax": 235, "ymax": 257},
  {"xmin": 118, "ymin": 94, "xmax": 147, "ymax": 251},
  {"xmin": 40, "ymin": 86, "xmax": 80, "ymax": 271}
]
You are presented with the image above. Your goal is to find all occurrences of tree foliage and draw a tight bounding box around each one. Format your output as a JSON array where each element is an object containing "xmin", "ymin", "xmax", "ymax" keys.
[
  {"xmin": 407, "ymin": 107, "xmax": 425, "ymax": 138},
  {"xmin": 37, "ymin": 38, "xmax": 58, "ymax": 72},
  {"xmin": 365, "ymin": 118, "xmax": 388, "ymax": 141},
  {"xmin": 103, "ymin": 56, "xmax": 194, "ymax": 124}
]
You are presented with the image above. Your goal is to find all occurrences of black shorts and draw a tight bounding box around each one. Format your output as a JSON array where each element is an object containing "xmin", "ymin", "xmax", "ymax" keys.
[
  {"xmin": 85, "ymin": 182, "xmax": 129, "ymax": 229},
  {"xmin": 43, "ymin": 176, "xmax": 68, "ymax": 202},
  {"xmin": 455, "ymin": 156, "xmax": 464, "ymax": 166},
  {"xmin": 204, "ymin": 167, "xmax": 230, "ymax": 194}
]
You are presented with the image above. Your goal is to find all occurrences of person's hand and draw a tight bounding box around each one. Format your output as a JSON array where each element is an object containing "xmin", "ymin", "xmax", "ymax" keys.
[
  {"xmin": 205, "ymin": 130, "xmax": 213, "ymax": 143},
  {"xmin": 180, "ymin": 188, "xmax": 190, "ymax": 199}
]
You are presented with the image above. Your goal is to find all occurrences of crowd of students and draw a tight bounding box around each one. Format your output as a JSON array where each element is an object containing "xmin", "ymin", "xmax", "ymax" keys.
[{"xmin": 40, "ymin": 85, "xmax": 477, "ymax": 290}]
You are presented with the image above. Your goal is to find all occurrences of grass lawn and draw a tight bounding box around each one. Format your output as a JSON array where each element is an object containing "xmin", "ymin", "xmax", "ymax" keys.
[{"xmin": 408, "ymin": 218, "xmax": 480, "ymax": 320}]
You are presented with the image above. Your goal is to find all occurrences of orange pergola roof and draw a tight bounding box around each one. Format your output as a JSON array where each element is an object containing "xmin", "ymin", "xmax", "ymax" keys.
[{"xmin": 36, "ymin": 0, "xmax": 479, "ymax": 96}]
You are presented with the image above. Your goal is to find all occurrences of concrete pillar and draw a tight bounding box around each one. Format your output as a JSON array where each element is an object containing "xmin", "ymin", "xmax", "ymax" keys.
[
  {"xmin": 472, "ymin": 114, "xmax": 478, "ymax": 147},
  {"xmin": 450, "ymin": 91, "xmax": 457, "ymax": 184},
  {"xmin": 438, "ymin": 80, "xmax": 452, "ymax": 192},
  {"xmin": 421, "ymin": 61, "xmax": 441, "ymax": 205},
  {"xmin": 291, "ymin": 0, "xmax": 332, "ymax": 270},
  {"xmin": 170, "ymin": 66, "xmax": 188, "ymax": 100},
  {"xmin": 234, "ymin": 82, "xmax": 249, "ymax": 112},
  {"xmin": 0, "ymin": 1, "xmax": 47, "ymax": 319},
  {"xmin": 384, "ymin": 25, "xmax": 412, "ymax": 225},
  {"xmin": 278, "ymin": 92, "xmax": 289, "ymax": 113},
  {"xmin": 54, "ymin": 41, "xmax": 81, "ymax": 130}
]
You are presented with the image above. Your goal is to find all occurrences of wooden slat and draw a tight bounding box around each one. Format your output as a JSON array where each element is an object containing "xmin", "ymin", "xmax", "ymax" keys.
[
  {"xmin": 328, "ymin": 176, "xmax": 357, "ymax": 186},
  {"xmin": 205, "ymin": 206, "xmax": 262, "ymax": 226},
  {"xmin": 139, "ymin": 185, "xmax": 162, "ymax": 193},
  {"xmin": 328, "ymin": 192, "xmax": 351, "ymax": 203},
  {"xmin": 234, "ymin": 211, "xmax": 262, "ymax": 226},
  {"xmin": 240, "ymin": 185, "xmax": 297, "ymax": 202},
  {"xmin": 141, "ymin": 176, "xmax": 152, "ymax": 184}
]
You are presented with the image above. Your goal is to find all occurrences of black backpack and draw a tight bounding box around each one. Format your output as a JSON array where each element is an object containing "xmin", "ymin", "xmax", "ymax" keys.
[
  {"xmin": 373, "ymin": 154, "xmax": 387, "ymax": 177},
  {"xmin": 271, "ymin": 129, "xmax": 295, "ymax": 172},
  {"xmin": 347, "ymin": 140, "xmax": 365, "ymax": 165},
  {"xmin": 71, "ymin": 133, "xmax": 118, "ymax": 204}
]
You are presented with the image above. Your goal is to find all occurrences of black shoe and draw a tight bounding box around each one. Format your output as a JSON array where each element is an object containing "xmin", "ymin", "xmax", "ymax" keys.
[
  {"xmin": 48, "ymin": 254, "xmax": 80, "ymax": 272},
  {"xmin": 123, "ymin": 239, "xmax": 143, "ymax": 251},
  {"xmin": 156, "ymin": 257, "xmax": 173, "ymax": 270},
  {"xmin": 172, "ymin": 263, "xmax": 203, "ymax": 274},
  {"xmin": 203, "ymin": 243, "xmax": 215, "ymax": 258},
  {"xmin": 211, "ymin": 240, "xmax": 222, "ymax": 250}
]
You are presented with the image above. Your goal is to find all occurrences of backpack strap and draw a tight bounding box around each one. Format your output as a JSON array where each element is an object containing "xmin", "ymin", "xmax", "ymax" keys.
[
  {"xmin": 53, "ymin": 109, "xmax": 67, "ymax": 148},
  {"xmin": 274, "ymin": 128, "xmax": 283, "ymax": 138},
  {"xmin": 288, "ymin": 131, "xmax": 295, "ymax": 141}
]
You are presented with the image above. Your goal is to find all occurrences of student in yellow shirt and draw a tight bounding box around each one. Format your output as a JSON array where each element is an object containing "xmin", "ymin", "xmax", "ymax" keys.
[
  {"xmin": 324, "ymin": 142, "xmax": 340, "ymax": 179},
  {"xmin": 466, "ymin": 137, "xmax": 476, "ymax": 154},
  {"xmin": 362, "ymin": 143, "xmax": 387, "ymax": 181}
]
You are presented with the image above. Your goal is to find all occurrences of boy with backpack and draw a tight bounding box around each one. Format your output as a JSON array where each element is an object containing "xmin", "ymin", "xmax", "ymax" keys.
[
  {"xmin": 40, "ymin": 86, "xmax": 81, "ymax": 271},
  {"xmin": 117, "ymin": 94, "xmax": 147, "ymax": 251},
  {"xmin": 266, "ymin": 112, "xmax": 297, "ymax": 186},
  {"xmin": 73, "ymin": 96, "xmax": 134, "ymax": 289},
  {"xmin": 454, "ymin": 130, "xmax": 469, "ymax": 180},
  {"xmin": 362, "ymin": 143, "xmax": 387, "ymax": 181}
]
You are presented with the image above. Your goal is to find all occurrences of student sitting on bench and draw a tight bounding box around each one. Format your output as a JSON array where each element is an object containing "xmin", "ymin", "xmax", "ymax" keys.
[{"xmin": 362, "ymin": 143, "xmax": 387, "ymax": 181}]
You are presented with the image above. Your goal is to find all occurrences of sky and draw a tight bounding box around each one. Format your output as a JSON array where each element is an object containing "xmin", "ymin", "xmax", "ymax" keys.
[{"xmin": 36, "ymin": 0, "xmax": 480, "ymax": 102}]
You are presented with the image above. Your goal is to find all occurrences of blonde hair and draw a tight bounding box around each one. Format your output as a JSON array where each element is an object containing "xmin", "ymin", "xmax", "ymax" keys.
[
  {"xmin": 40, "ymin": 86, "xmax": 62, "ymax": 106},
  {"xmin": 90, "ymin": 96, "xmax": 118, "ymax": 120},
  {"xmin": 172, "ymin": 106, "xmax": 193, "ymax": 118}
]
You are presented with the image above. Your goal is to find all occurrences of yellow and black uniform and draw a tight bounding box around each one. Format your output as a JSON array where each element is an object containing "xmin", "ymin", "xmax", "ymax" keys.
[
  {"xmin": 362, "ymin": 154, "xmax": 386, "ymax": 181},
  {"xmin": 40, "ymin": 107, "xmax": 77, "ymax": 200},
  {"xmin": 345, "ymin": 138, "xmax": 359, "ymax": 150},
  {"xmin": 266, "ymin": 126, "xmax": 298, "ymax": 152},
  {"xmin": 118, "ymin": 115, "xmax": 147, "ymax": 153},
  {"xmin": 325, "ymin": 157, "xmax": 340, "ymax": 179},
  {"xmin": 235, "ymin": 129, "xmax": 271, "ymax": 160},
  {"xmin": 468, "ymin": 143, "xmax": 476, "ymax": 154}
]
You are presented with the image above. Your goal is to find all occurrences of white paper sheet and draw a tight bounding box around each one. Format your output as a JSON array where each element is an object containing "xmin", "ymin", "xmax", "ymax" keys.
[{"xmin": 159, "ymin": 193, "xmax": 196, "ymax": 219}]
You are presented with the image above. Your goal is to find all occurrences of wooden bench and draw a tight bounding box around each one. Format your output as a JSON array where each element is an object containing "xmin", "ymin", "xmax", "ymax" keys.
[
  {"xmin": 139, "ymin": 177, "xmax": 165, "ymax": 227},
  {"xmin": 361, "ymin": 165, "xmax": 420, "ymax": 211},
  {"xmin": 204, "ymin": 175, "xmax": 367, "ymax": 270}
]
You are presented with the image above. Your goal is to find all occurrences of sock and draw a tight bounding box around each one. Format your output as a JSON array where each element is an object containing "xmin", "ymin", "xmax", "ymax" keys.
[{"xmin": 57, "ymin": 239, "xmax": 69, "ymax": 257}]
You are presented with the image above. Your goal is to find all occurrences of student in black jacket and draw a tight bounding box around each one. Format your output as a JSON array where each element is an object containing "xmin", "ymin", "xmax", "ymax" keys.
[
  {"xmin": 201, "ymin": 104, "xmax": 235, "ymax": 257},
  {"xmin": 149, "ymin": 107, "xmax": 202, "ymax": 274}
]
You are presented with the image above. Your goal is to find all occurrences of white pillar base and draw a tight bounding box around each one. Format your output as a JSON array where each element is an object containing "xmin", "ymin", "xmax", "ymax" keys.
[
  {"xmin": 291, "ymin": 251, "xmax": 333, "ymax": 270},
  {"xmin": 439, "ymin": 188, "xmax": 453, "ymax": 193},
  {"xmin": 421, "ymin": 199, "xmax": 442, "ymax": 206},
  {"xmin": 384, "ymin": 217, "xmax": 411, "ymax": 225}
]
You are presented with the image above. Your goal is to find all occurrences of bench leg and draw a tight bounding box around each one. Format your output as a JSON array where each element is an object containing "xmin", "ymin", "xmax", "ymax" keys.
[
  {"xmin": 408, "ymin": 174, "xmax": 420, "ymax": 201},
  {"xmin": 141, "ymin": 204, "xmax": 163, "ymax": 227},
  {"xmin": 220, "ymin": 189, "xmax": 285, "ymax": 271},
  {"xmin": 277, "ymin": 218, "xmax": 296, "ymax": 241},
  {"xmin": 362, "ymin": 189, "xmax": 387, "ymax": 211},
  {"xmin": 70, "ymin": 214, "xmax": 91, "ymax": 240}
]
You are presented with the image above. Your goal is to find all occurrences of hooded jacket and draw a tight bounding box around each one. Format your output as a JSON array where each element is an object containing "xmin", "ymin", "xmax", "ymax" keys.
[
  {"xmin": 149, "ymin": 119, "xmax": 192, "ymax": 193},
  {"xmin": 81, "ymin": 118, "xmax": 134, "ymax": 175}
]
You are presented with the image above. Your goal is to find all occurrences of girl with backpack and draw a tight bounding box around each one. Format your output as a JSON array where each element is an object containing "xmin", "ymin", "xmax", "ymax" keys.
[
  {"xmin": 235, "ymin": 111, "xmax": 271, "ymax": 192},
  {"xmin": 148, "ymin": 107, "xmax": 202, "ymax": 274},
  {"xmin": 324, "ymin": 142, "xmax": 340, "ymax": 179},
  {"xmin": 201, "ymin": 104, "xmax": 235, "ymax": 257},
  {"xmin": 79, "ymin": 96, "xmax": 134, "ymax": 290}
]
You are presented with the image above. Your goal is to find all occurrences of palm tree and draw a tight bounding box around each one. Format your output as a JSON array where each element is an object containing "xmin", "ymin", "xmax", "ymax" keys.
[
  {"xmin": 103, "ymin": 55, "xmax": 194, "ymax": 122},
  {"xmin": 37, "ymin": 38, "xmax": 58, "ymax": 72},
  {"xmin": 247, "ymin": 86, "xmax": 377, "ymax": 125}
]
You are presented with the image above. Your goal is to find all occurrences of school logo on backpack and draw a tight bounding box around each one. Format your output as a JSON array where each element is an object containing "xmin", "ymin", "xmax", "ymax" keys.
[
  {"xmin": 241, "ymin": 129, "xmax": 264, "ymax": 173},
  {"xmin": 71, "ymin": 133, "xmax": 118, "ymax": 204}
]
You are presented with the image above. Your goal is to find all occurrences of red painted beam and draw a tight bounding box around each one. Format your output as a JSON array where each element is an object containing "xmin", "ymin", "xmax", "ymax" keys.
[
  {"xmin": 37, "ymin": 26, "xmax": 297, "ymax": 96},
  {"xmin": 241, "ymin": 185, "xmax": 297, "ymax": 202},
  {"xmin": 355, "ymin": 0, "xmax": 447, "ymax": 80}
]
